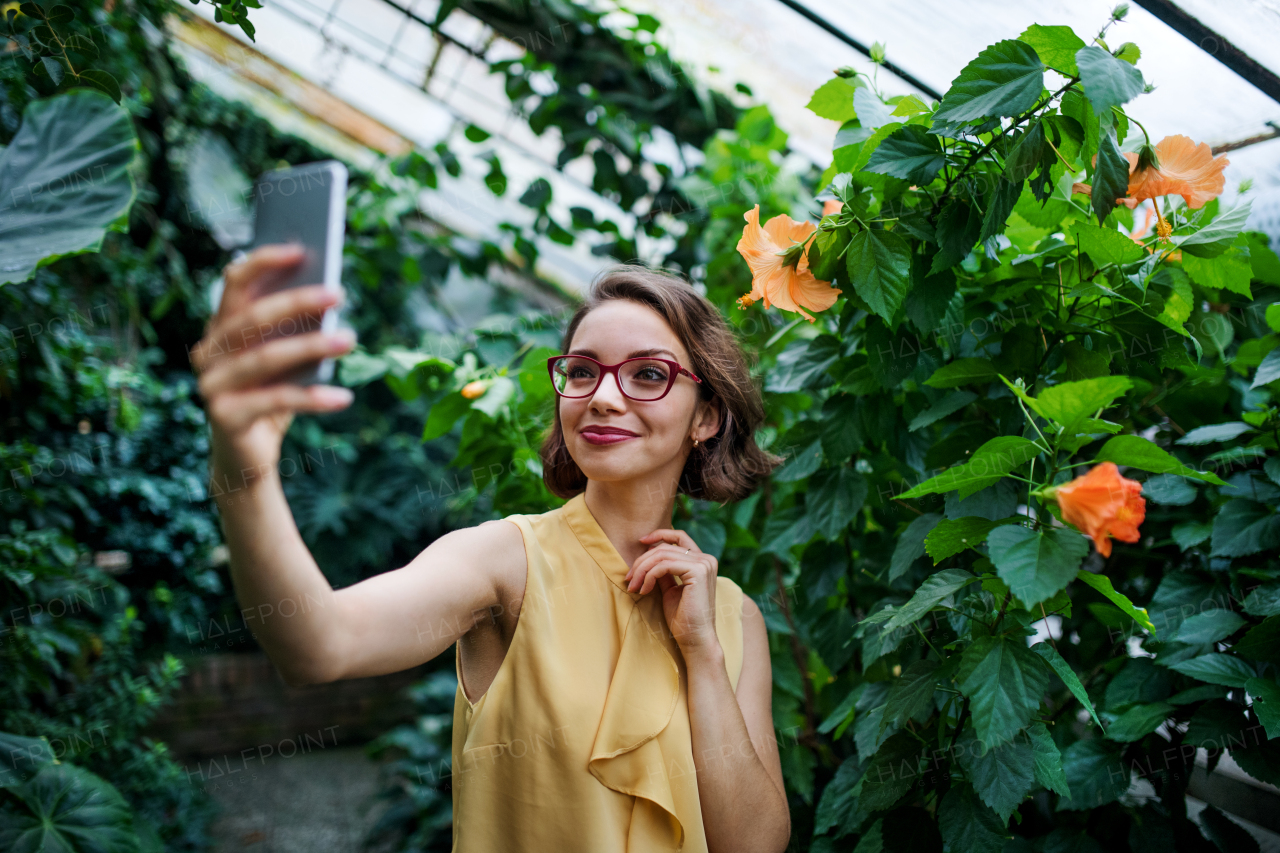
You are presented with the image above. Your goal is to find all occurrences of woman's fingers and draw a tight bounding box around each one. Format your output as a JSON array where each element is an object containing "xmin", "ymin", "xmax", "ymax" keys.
[
  {"xmin": 194, "ymin": 285, "xmax": 339, "ymax": 375},
  {"xmin": 199, "ymin": 329, "xmax": 355, "ymax": 398},
  {"xmin": 630, "ymin": 557, "xmax": 702, "ymax": 595},
  {"xmin": 207, "ymin": 383, "xmax": 354, "ymax": 434},
  {"xmin": 219, "ymin": 243, "xmax": 306, "ymax": 316}
]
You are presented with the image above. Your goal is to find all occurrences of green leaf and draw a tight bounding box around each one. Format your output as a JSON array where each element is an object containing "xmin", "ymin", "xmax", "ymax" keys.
[
  {"xmin": 1169, "ymin": 654, "xmax": 1258, "ymax": 688},
  {"xmin": 845, "ymin": 228, "xmax": 912, "ymax": 324},
  {"xmin": 955, "ymin": 726, "xmax": 1035, "ymax": 820},
  {"xmin": 1211, "ymin": 499, "xmax": 1280, "ymax": 557},
  {"xmin": 0, "ymin": 763, "xmax": 138, "ymax": 852},
  {"xmin": 422, "ymin": 391, "xmax": 470, "ymax": 440},
  {"xmin": 865, "ymin": 125, "xmax": 945, "ymax": 183},
  {"xmin": 0, "ymin": 732, "xmax": 54, "ymax": 787},
  {"xmin": 1075, "ymin": 46, "xmax": 1144, "ymax": 115},
  {"xmin": 908, "ymin": 390, "xmax": 977, "ymax": 432},
  {"xmin": 1251, "ymin": 348, "xmax": 1280, "ymax": 390},
  {"xmin": 0, "ymin": 89, "xmax": 139, "ymax": 285},
  {"xmin": 924, "ymin": 358, "xmax": 997, "ymax": 388},
  {"xmin": 882, "ymin": 569, "xmax": 978, "ymax": 632},
  {"xmin": 1172, "ymin": 520, "xmax": 1213, "ymax": 550},
  {"xmin": 1172, "ymin": 610, "xmax": 1246, "ymax": 645},
  {"xmin": 1031, "ymin": 642, "xmax": 1103, "ymax": 730},
  {"xmin": 957, "ymin": 636, "xmax": 1052, "ymax": 750},
  {"xmin": 1018, "ymin": 24, "xmax": 1086, "ymax": 76},
  {"xmin": 889, "ymin": 512, "xmax": 943, "ymax": 580},
  {"xmin": 883, "ymin": 659, "xmax": 940, "ymax": 727},
  {"xmin": 1199, "ymin": 805, "xmax": 1261, "ymax": 853},
  {"xmin": 1057, "ymin": 739, "xmax": 1128, "ymax": 810},
  {"xmin": 1075, "ymin": 571, "xmax": 1157, "ymax": 636},
  {"xmin": 980, "ymin": 178, "xmax": 1024, "ymax": 243},
  {"xmin": 1003, "ymin": 119, "xmax": 1047, "ymax": 184},
  {"xmin": 1247, "ymin": 677, "xmax": 1280, "ymax": 739},
  {"xmin": 1244, "ymin": 584, "xmax": 1280, "ymax": 617},
  {"xmin": 1176, "ymin": 201, "xmax": 1252, "ymax": 255},
  {"xmin": 1175, "ymin": 422, "xmax": 1255, "ymax": 445},
  {"xmin": 857, "ymin": 732, "xmax": 921, "ymax": 814},
  {"xmin": 808, "ymin": 466, "xmax": 868, "ymax": 541},
  {"xmin": 808, "ymin": 226, "xmax": 849, "ymax": 282},
  {"xmin": 1091, "ymin": 127, "xmax": 1131, "ymax": 225},
  {"xmin": 988, "ymin": 525, "xmax": 1089, "ymax": 607},
  {"xmin": 1183, "ymin": 247, "xmax": 1253, "ymax": 298},
  {"xmin": 1095, "ymin": 435, "xmax": 1227, "ymax": 485},
  {"xmin": 807, "ymin": 76, "xmax": 861, "ymax": 122},
  {"xmin": 1236, "ymin": 617, "xmax": 1280, "ymax": 664},
  {"xmin": 1073, "ymin": 221, "xmax": 1145, "ymax": 267},
  {"xmin": 933, "ymin": 39, "xmax": 1045, "ymax": 124},
  {"xmin": 1106, "ymin": 702, "xmax": 1174, "ymax": 742},
  {"xmin": 938, "ymin": 784, "xmax": 1009, "ymax": 853},
  {"xmin": 74, "ymin": 70, "xmax": 122, "ymax": 104},
  {"xmin": 925, "ymin": 516, "xmax": 1013, "ymax": 563},
  {"xmin": 1037, "ymin": 376, "xmax": 1132, "ymax": 431},
  {"xmin": 900, "ymin": 436, "xmax": 1042, "ymax": 500},
  {"xmin": 1027, "ymin": 722, "xmax": 1071, "ymax": 797}
]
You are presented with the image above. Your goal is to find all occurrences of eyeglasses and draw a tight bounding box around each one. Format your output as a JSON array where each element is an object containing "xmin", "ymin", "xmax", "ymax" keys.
[{"xmin": 546, "ymin": 355, "xmax": 702, "ymax": 401}]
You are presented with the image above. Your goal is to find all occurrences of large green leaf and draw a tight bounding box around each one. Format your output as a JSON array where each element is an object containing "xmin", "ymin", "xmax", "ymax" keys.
[
  {"xmin": 1056, "ymin": 739, "xmax": 1128, "ymax": 811},
  {"xmin": 1095, "ymin": 435, "xmax": 1226, "ymax": 485},
  {"xmin": 0, "ymin": 732, "xmax": 55, "ymax": 787},
  {"xmin": 955, "ymin": 726, "xmax": 1035, "ymax": 820},
  {"xmin": 1246, "ymin": 677, "xmax": 1280, "ymax": 740},
  {"xmin": 938, "ymin": 784, "xmax": 1009, "ymax": 853},
  {"xmin": 900, "ymin": 436, "xmax": 1042, "ymax": 500},
  {"xmin": 1169, "ymin": 654, "xmax": 1258, "ymax": 688},
  {"xmin": 1091, "ymin": 127, "xmax": 1131, "ymax": 225},
  {"xmin": 1211, "ymin": 499, "xmax": 1280, "ymax": 557},
  {"xmin": 1183, "ymin": 247, "xmax": 1253, "ymax": 297},
  {"xmin": 1018, "ymin": 24, "xmax": 1086, "ymax": 76},
  {"xmin": 933, "ymin": 39, "xmax": 1045, "ymax": 124},
  {"xmin": 1105, "ymin": 701, "xmax": 1174, "ymax": 742},
  {"xmin": 808, "ymin": 466, "xmax": 868, "ymax": 541},
  {"xmin": 0, "ymin": 89, "xmax": 139, "ymax": 285},
  {"xmin": 924, "ymin": 358, "xmax": 998, "ymax": 388},
  {"xmin": 845, "ymin": 228, "xmax": 912, "ymax": 323},
  {"xmin": 1075, "ymin": 571, "xmax": 1157, "ymax": 635},
  {"xmin": 1036, "ymin": 376, "xmax": 1133, "ymax": 431},
  {"xmin": 925, "ymin": 516, "xmax": 1015, "ymax": 563},
  {"xmin": 882, "ymin": 569, "xmax": 978, "ymax": 632},
  {"xmin": 883, "ymin": 659, "xmax": 940, "ymax": 728},
  {"xmin": 957, "ymin": 635, "xmax": 1052, "ymax": 750},
  {"xmin": 1075, "ymin": 46, "xmax": 1144, "ymax": 115},
  {"xmin": 1173, "ymin": 610, "xmax": 1246, "ymax": 645},
  {"xmin": 1175, "ymin": 201, "xmax": 1252, "ymax": 255},
  {"xmin": 865, "ymin": 125, "xmax": 945, "ymax": 184},
  {"xmin": 0, "ymin": 763, "xmax": 138, "ymax": 853},
  {"xmin": 889, "ymin": 512, "xmax": 943, "ymax": 580},
  {"xmin": 988, "ymin": 524, "xmax": 1089, "ymax": 607},
  {"xmin": 1072, "ymin": 221, "xmax": 1145, "ymax": 267},
  {"xmin": 806, "ymin": 76, "xmax": 861, "ymax": 122},
  {"xmin": 1032, "ymin": 642, "xmax": 1103, "ymax": 730},
  {"xmin": 1027, "ymin": 722, "xmax": 1071, "ymax": 797},
  {"xmin": 1235, "ymin": 617, "xmax": 1280, "ymax": 664}
]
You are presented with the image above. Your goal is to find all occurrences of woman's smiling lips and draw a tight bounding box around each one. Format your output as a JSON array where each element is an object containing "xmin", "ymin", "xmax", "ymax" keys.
[{"xmin": 581, "ymin": 425, "xmax": 639, "ymax": 445}]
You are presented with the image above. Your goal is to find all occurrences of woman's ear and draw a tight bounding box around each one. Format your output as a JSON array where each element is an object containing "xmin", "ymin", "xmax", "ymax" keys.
[{"xmin": 697, "ymin": 395, "xmax": 724, "ymax": 442}]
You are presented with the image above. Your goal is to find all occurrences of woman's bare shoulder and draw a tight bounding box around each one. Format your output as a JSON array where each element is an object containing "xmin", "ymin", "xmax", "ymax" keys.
[{"xmin": 470, "ymin": 517, "xmax": 529, "ymax": 599}]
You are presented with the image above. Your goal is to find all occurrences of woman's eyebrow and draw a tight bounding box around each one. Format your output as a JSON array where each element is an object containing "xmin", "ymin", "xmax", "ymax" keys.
[{"xmin": 568, "ymin": 347, "xmax": 678, "ymax": 359}]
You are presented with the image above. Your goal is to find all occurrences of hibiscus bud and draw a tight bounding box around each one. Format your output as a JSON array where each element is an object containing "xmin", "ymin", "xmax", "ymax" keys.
[
  {"xmin": 1038, "ymin": 462, "xmax": 1145, "ymax": 558},
  {"xmin": 1135, "ymin": 142, "xmax": 1160, "ymax": 173},
  {"xmin": 461, "ymin": 380, "xmax": 487, "ymax": 400},
  {"xmin": 776, "ymin": 240, "xmax": 808, "ymax": 270},
  {"xmin": 834, "ymin": 66, "xmax": 859, "ymax": 79}
]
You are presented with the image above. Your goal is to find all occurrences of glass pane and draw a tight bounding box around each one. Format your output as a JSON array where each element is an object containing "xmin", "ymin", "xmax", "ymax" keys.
[
  {"xmin": 620, "ymin": 359, "xmax": 671, "ymax": 400},
  {"xmin": 551, "ymin": 356, "xmax": 599, "ymax": 396}
]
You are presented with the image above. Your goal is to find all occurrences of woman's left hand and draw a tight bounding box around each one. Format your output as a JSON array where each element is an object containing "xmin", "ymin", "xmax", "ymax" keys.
[{"xmin": 625, "ymin": 529, "xmax": 720, "ymax": 656}]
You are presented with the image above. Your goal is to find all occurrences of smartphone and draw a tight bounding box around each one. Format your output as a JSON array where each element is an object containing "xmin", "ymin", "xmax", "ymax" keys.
[{"xmin": 247, "ymin": 160, "xmax": 349, "ymax": 385}]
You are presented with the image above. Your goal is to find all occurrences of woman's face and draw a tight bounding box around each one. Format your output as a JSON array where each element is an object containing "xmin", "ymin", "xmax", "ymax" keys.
[{"xmin": 558, "ymin": 299, "xmax": 719, "ymax": 487}]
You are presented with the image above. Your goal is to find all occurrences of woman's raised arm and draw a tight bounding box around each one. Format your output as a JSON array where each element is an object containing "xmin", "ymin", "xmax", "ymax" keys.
[{"xmin": 194, "ymin": 244, "xmax": 521, "ymax": 686}]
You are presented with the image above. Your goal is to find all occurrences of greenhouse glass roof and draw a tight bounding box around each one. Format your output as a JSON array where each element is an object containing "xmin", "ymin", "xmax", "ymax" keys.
[{"xmin": 166, "ymin": 0, "xmax": 1280, "ymax": 291}]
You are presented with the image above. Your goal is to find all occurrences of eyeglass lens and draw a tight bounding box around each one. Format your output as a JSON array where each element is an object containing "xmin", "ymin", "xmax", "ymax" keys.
[{"xmin": 551, "ymin": 357, "xmax": 673, "ymax": 400}]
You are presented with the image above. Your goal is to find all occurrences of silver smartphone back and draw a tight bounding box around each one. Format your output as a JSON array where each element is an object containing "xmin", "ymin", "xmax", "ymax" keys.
[{"xmin": 248, "ymin": 160, "xmax": 348, "ymax": 385}]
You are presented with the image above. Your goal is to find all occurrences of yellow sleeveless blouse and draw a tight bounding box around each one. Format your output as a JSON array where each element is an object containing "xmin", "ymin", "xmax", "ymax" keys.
[{"xmin": 450, "ymin": 491, "xmax": 746, "ymax": 852}]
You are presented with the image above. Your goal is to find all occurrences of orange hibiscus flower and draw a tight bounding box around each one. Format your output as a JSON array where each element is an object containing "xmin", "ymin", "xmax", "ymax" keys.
[
  {"xmin": 735, "ymin": 205, "xmax": 842, "ymax": 323},
  {"xmin": 1121, "ymin": 135, "xmax": 1227, "ymax": 210},
  {"xmin": 1043, "ymin": 462, "xmax": 1146, "ymax": 558},
  {"xmin": 1071, "ymin": 135, "xmax": 1228, "ymax": 215}
]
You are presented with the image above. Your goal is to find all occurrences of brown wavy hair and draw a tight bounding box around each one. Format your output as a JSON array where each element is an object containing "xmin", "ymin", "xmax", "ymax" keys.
[{"xmin": 539, "ymin": 264, "xmax": 784, "ymax": 506}]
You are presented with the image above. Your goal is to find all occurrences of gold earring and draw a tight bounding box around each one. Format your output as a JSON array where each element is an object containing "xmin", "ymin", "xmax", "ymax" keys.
[{"xmin": 692, "ymin": 438, "xmax": 700, "ymax": 446}]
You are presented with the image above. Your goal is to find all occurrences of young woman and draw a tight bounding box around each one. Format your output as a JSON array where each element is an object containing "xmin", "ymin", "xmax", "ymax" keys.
[{"xmin": 191, "ymin": 244, "xmax": 791, "ymax": 852}]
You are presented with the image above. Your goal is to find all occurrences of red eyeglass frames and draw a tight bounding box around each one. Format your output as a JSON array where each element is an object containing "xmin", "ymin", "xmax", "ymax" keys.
[{"xmin": 546, "ymin": 355, "xmax": 702, "ymax": 401}]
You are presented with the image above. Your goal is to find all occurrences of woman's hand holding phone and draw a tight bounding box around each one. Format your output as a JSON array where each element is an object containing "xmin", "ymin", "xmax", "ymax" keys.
[{"xmin": 192, "ymin": 242, "xmax": 356, "ymax": 483}]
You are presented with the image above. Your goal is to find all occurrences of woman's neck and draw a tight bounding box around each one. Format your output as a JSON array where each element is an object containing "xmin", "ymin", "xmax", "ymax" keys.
[{"xmin": 582, "ymin": 481, "xmax": 678, "ymax": 568}]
